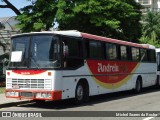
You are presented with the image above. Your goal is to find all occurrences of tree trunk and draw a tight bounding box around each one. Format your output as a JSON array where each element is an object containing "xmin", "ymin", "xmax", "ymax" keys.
[{"xmin": 0, "ymin": 0, "xmax": 21, "ymax": 15}]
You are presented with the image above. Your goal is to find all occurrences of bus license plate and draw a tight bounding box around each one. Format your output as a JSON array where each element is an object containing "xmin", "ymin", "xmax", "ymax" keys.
[{"xmin": 21, "ymin": 92, "xmax": 33, "ymax": 98}]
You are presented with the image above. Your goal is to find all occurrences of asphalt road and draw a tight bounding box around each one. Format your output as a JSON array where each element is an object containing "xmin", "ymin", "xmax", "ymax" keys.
[{"xmin": 0, "ymin": 87, "xmax": 160, "ymax": 120}]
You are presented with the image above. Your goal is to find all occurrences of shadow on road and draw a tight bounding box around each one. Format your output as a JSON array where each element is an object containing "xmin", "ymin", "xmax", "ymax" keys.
[{"xmin": 17, "ymin": 86, "xmax": 160, "ymax": 110}]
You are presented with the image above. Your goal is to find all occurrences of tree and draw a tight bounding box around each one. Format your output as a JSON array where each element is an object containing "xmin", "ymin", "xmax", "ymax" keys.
[
  {"xmin": 56, "ymin": 0, "xmax": 142, "ymax": 41},
  {"xmin": 140, "ymin": 11, "xmax": 160, "ymax": 47},
  {"xmin": 139, "ymin": 34, "xmax": 160, "ymax": 48},
  {"xmin": 120, "ymin": 0, "xmax": 142, "ymax": 42},
  {"xmin": 0, "ymin": 40, "xmax": 9, "ymax": 68},
  {"xmin": 16, "ymin": 0, "xmax": 58, "ymax": 32},
  {"xmin": 1, "ymin": 0, "xmax": 142, "ymax": 42},
  {"xmin": 0, "ymin": 0, "xmax": 19, "ymax": 65},
  {"xmin": 0, "ymin": 22, "xmax": 5, "ymax": 30},
  {"xmin": 0, "ymin": 0, "xmax": 21, "ymax": 15},
  {"xmin": 142, "ymin": 12, "xmax": 160, "ymax": 40}
]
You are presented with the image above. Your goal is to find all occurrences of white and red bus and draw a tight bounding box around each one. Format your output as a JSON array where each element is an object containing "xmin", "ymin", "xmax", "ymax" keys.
[
  {"xmin": 156, "ymin": 48, "xmax": 160, "ymax": 86},
  {"xmin": 5, "ymin": 30, "xmax": 157, "ymax": 103}
]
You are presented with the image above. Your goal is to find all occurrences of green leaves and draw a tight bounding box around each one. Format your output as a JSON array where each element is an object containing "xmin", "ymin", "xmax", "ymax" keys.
[
  {"xmin": 17, "ymin": 0, "xmax": 57, "ymax": 32},
  {"xmin": 140, "ymin": 12, "xmax": 160, "ymax": 47},
  {"xmin": 16, "ymin": 0, "xmax": 142, "ymax": 42},
  {"xmin": 56, "ymin": 0, "xmax": 142, "ymax": 41}
]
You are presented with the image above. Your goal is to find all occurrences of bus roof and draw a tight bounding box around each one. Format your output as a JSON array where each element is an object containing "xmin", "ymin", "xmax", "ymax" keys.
[
  {"xmin": 11, "ymin": 30, "xmax": 155, "ymax": 49},
  {"xmin": 81, "ymin": 33, "xmax": 152, "ymax": 49},
  {"xmin": 11, "ymin": 30, "xmax": 81, "ymax": 38}
]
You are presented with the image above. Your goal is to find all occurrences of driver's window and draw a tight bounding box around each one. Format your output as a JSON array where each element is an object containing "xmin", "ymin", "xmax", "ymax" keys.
[{"xmin": 62, "ymin": 36, "xmax": 83, "ymax": 69}]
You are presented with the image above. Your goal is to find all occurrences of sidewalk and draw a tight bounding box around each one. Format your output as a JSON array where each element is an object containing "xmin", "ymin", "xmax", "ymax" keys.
[{"xmin": 0, "ymin": 93, "xmax": 30, "ymax": 108}]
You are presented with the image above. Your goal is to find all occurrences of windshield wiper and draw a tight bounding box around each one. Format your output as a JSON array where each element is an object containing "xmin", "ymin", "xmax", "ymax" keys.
[
  {"xmin": 31, "ymin": 57, "xmax": 41, "ymax": 69},
  {"xmin": 30, "ymin": 51, "xmax": 42, "ymax": 69}
]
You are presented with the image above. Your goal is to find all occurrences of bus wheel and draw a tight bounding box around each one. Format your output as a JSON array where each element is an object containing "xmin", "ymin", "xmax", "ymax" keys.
[
  {"xmin": 75, "ymin": 82, "xmax": 84, "ymax": 103},
  {"xmin": 156, "ymin": 75, "xmax": 160, "ymax": 86},
  {"xmin": 33, "ymin": 100, "xmax": 45, "ymax": 104},
  {"xmin": 134, "ymin": 79, "xmax": 142, "ymax": 93}
]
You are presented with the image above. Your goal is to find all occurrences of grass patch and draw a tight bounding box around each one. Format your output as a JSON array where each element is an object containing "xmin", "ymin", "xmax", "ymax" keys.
[{"xmin": 0, "ymin": 87, "xmax": 5, "ymax": 94}]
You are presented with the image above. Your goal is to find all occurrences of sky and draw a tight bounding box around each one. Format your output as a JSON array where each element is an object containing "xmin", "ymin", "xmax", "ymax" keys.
[{"xmin": 0, "ymin": 0, "xmax": 31, "ymax": 17}]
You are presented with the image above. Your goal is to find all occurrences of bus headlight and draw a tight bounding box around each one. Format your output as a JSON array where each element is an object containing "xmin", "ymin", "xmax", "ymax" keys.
[
  {"xmin": 6, "ymin": 91, "xmax": 19, "ymax": 97},
  {"xmin": 35, "ymin": 93, "xmax": 52, "ymax": 99}
]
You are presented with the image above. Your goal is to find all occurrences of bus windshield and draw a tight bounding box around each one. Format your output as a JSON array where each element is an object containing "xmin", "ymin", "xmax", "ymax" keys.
[{"xmin": 9, "ymin": 35, "xmax": 61, "ymax": 69}]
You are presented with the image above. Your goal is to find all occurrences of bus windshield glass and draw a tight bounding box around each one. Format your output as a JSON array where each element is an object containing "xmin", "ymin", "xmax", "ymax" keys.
[{"xmin": 9, "ymin": 35, "xmax": 61, "ymax": 69}]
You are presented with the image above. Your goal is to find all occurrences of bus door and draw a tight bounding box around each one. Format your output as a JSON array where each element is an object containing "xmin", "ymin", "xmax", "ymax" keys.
[{"xmin": 61, "ymin": 36, "xmax": 84, "ymax": 98}]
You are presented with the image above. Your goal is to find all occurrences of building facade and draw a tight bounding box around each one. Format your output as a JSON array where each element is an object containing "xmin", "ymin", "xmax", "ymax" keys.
[
  {"xmin": 0, "ymin": 16, "xmax": 19, "ymax": 55},
  {"xmin": 135, "ymin": 0, "xmax": 160, "ymax": 13},
  {"xmin": 0, "ymin": 17, "xmax": 19, "ymax": 74}
]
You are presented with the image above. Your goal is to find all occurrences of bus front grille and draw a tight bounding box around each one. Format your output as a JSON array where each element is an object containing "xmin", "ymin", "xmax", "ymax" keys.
[{"xmin": 9, "ymin": 79, "xmax": 52, "ymax": 89}]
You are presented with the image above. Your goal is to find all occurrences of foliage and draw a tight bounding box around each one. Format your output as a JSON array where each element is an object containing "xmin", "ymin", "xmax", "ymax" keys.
[
  {"xmin": 0, "ymin": 53, "xmax": 9, "ymax": 64},
  {"xmin": 0, "ymin": 87, "xmax": 5, "ymax": 93},
  {"xmin": 0, "ymin": 42, "xmax": 9, "ymax": 66},
  {"xmin": 15, "ymin": 0, "xmax": 142, "ymax": 42},
  {"xmin": 140, "ymin": 12, "xmax": 160, "ymax": 47},
  {"xmin": 0, "ymin": 0, "xmax": 19, "ymax": 64},
  {"xmin": 16, "ymin": 0, "xmax": 58, "ymax": 32},
  {"xmin": 139, "ymin": 34, "xmax": 160, "ymax": 48},
  {"xmin": 0, "ymin": 23, "xmax": 5, "ymax": 30},
  {"xmin": 56, "ymin": 0, "xmax": 142, "ymax": 41},
  {"xmin": 144, "ymin": 12, "xmax": 160, "ymax": 38}
]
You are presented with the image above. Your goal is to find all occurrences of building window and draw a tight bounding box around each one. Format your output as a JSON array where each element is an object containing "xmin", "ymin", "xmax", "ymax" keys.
[{"xmin": 138, "ymin": 0, "xmax": 150, "ymax": 4}]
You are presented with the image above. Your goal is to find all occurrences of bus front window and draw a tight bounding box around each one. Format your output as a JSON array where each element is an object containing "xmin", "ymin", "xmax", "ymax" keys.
[
  {"xmin": 9, "ymin": 36, "xmax": 30, "ymax": 68},
  {"xmin": 30, "ymin": 35, "xmax": 61, "ymax": 68},
  {"xmin": 9, "ymin": 35, "xmax": 61, "ymax": 69}
]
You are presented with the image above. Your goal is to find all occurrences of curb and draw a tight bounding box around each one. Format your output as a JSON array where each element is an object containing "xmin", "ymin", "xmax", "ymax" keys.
[{"xmin": 0, "ymin": 100, "xmax": 30, "ymax": 109}]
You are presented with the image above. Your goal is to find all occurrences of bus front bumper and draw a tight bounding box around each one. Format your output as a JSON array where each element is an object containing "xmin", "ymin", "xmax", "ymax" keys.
[{"xmin": 5, "ymin": 89, "xmax": 62, "ymax": 101}]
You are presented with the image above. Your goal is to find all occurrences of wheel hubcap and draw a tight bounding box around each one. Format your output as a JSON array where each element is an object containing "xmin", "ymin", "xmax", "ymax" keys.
[
  {"xmin": 158, "ymin": 79, "xmax": 160, "ymax": 85},
  {"xmin": 77, "ymin": 85, "xmax": 83, "ymax": 101},
  {"xmin": 137, "ymin": 81, "xmax": 140, "ymax": 91}
]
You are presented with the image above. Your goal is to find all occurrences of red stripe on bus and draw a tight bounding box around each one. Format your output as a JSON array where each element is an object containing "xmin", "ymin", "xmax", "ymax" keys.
[
  {"xmin": 12, "ymin": 70, "xmax": 47, "ymax": 75},
  {"xmin": 81, "ymin": 33, "xmax": 149, "ymax": 49},
  {"xmin": 86, "ymin": 60, "xmax": 138, "ymax": 84}
]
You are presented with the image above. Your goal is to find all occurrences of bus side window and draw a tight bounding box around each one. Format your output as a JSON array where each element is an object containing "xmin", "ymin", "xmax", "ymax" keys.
[
  {"xmin": 85, "ymin": 39, "xmax": 104, "ymax": 59},
  {"xmin": 62, "ymin": 36, "xmax": 83, "ymax": 69},
  {"xmin": 140, "ymin": 49, "xmax": 148, "ymax": 62},
  {"xmin": 148, "ymin": 49, "xmax": 156, "ymax": 63},
  {"xmin": 120, "ymin": 45, "xmax": 128, "ymax": 60},
  {"xmin": 157, "ymin": 52, "xmax": 160, "ymax": 71},
  {"xmin": 105, "ymin": 43, "xmax": 117, "ymax": 60},
  {"xmin": 63, "ymin": 45, "xmax": 69, "ymax": 57},
  {"xmin": 132, "ymin": 47, "xmax": 140, "ymax": 61}
]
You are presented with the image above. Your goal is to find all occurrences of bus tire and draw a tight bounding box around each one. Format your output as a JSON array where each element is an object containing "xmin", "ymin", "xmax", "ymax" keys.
[
  {"xmin": 75, "ymin": 81, "xmax": 89, "ymax": 104},
  {"xmin": 33, "ymin": 100, "xmax": 45, "ymax": 104},
  {"xmin": 156, "ymin": 75, "xmax": 160, "ymax": 88},
  {"xmin": 134, "ymin": 78, "xmax": 142, "ymax": 94}
]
